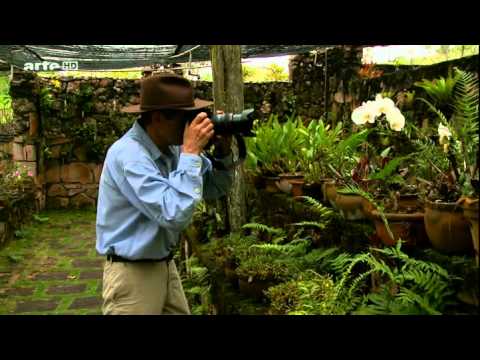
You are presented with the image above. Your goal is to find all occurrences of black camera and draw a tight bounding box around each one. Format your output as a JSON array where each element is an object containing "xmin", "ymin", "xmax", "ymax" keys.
[
  {"xmin": 186, "ymin": 108, "xmax": 255, "ymax": 137},
  {"xmin": 184, "ymin": 108, "xmax": 255, "ymax": 168},
  {"xmin": 209, "ymin": 109, "xmax": 255, "ymax": 137}
]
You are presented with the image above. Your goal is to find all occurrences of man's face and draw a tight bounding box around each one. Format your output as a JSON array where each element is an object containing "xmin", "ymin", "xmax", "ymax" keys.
[{"xmin": 151, "ymin": 110, "xmax": 190, "ymax": 146}]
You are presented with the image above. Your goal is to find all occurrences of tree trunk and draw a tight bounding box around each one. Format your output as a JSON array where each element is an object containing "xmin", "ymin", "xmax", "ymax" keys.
[{"xmin": 210, "ymin": 45, "xmax": 247, "ymax": 232}]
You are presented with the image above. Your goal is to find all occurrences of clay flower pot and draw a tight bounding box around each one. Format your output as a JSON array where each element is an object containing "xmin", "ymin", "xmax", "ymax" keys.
[
  {"xmin": 276, "ymin": 173, "xmax": 305, "ymax": 197},
  {"xmin": 289, "ymin": 179, "xmax": 305, "ymax": 197},
  {"xmin": 335, "ymin": 193, "xmax": 374, "ymax": 220},
  {"xmin": 251, "ymin": 174, "xmax": 265, "ymax": 189},
  {"xmin": 397, "ymin": 194, "xmax": 421, "ymax": 210},
  {"xmin": 322, "ymin": 180, "xmax": 338, "ymax": 207},
  {"xmin": 370, "ymin": 210, "xmax": 428, "ymax": 247},
  {"xmin": 279, "ymin": 172, "xmax": 304, "ymax": 181},
  {"xmin": 424, "ymin": 200, "xmax": 473, "ymax": 254},
  {"xmin": 459, "ymin": 197, "xmax": 479, "ymax": 266},
  {"xmin": 262, "ymin": 176, "xmax": 281, "ymax": 193}
]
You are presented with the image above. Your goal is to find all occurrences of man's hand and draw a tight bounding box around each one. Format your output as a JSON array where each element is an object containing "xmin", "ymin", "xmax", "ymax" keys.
[
  {"xmin": 212, "ymin": 110, "xmax": 232, "ymax": 157},
  {"xmin": 182, "ymin": 112, "xmax": 214, "ymax": 155}
]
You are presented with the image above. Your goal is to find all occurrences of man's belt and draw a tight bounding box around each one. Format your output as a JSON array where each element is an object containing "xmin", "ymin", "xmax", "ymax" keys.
[{"xmin": 106, "ymin": 253, "xmax": 174, "ymax": 263}]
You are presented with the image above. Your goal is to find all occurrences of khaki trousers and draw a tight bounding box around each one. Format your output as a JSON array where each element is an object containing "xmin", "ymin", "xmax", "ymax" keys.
[{"xmin": 102, "ymin": 259, "xmax": 191, "ymax": 315}]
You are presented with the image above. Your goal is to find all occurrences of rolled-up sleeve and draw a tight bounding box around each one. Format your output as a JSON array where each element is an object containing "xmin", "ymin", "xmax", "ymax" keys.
[{"xmin": 120, "ymin": 153, "xmax": 204, "ymax": 232}]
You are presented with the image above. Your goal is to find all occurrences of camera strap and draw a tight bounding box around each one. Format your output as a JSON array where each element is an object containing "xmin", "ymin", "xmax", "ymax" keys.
[{"xmin": 207, "ymin": 134, "xmax": 246, "ymax": 171}]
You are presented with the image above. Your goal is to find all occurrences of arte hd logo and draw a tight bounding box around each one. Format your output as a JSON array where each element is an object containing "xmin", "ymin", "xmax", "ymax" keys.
[{"xmin": 23, "ymin": 60, "xmax": 79, "ymax": 71}]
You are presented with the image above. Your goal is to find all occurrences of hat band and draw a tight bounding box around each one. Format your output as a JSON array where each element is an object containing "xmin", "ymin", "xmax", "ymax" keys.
[{"xmin": 140, "ymin": 102, "xmax": 195, "ymax": 111}]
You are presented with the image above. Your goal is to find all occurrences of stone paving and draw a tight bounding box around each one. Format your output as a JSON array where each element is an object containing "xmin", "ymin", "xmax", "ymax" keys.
[{"xmin": 0, "ymin": 209, "xmax": 104, "ymax": 315}]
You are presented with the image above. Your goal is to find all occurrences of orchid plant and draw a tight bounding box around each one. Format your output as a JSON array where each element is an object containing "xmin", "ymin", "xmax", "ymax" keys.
[
  {"xmin": 341, "ymin": 93, "xmax": 420, "ymax": 210},
  {"xmin": 416, "ymin": 68, "xmax": 479, "ymax": 202}
]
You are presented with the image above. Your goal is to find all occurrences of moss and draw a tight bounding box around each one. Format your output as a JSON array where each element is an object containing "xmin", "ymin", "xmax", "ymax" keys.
[{"xmin": 0, "ymin": 209, "xmax": 100, "ymax": 315}]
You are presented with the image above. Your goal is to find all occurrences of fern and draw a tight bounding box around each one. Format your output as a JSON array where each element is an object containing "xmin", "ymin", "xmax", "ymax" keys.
[
  {"xmin": 452, "ymin": 68, "xmax": 479, "ymax": 176},
  {"xmin": 297, "ymin": 196, "xmax": 334, "ymax": 218},
  {"xmin": 292, "ymin": 221, "xmax": 326, "ymax": 230},
  {"xmin": 242, "ymin": 222, "xmax": 284, "ymax": 236},
  {"xmin": 249, "ymin": 239, "xmax": 311, "ymax": 257},
  {"xmin": 340, "ymin": 241, "xmax": 455, "ymax": 314},
  {"xmin": 415, "ymin": 74, "xmax": 459, "ymax": 107},
  {"xmin": 336, "ymin": 184, "xmax": 375, "ymax": 203},
  {"xmin": 417, "ymin": 69, "xmax": 479, "ymax": 196},
  {"xmin": 301, "ymin": 247, "xmax": 341, "ymax": 270}
]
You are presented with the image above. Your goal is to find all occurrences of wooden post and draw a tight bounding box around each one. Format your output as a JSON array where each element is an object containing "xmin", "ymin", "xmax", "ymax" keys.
[{"xmin": 210, "ymin": 45, "xmax": 247, "ymax": 232}]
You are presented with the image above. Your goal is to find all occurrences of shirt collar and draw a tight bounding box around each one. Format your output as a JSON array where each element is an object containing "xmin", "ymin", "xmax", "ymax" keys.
[{"xmin": 129, "ymin": 120, "xmax": 170, "ymax": 161}]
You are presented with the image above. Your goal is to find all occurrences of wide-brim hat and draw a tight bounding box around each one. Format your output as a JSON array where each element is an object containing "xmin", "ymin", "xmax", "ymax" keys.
[{"xmin": 121, "ymin": 72, "xmax": 213, "ymax": 113}]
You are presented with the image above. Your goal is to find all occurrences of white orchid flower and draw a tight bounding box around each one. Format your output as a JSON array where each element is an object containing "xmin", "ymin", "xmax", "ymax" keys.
[
  {"xmin": 363, "ymin": 100, "xmax": 381, "ymax": 120},
  {"xmin": 385, "ymin": 107, "xmax": 405, "ymax": 131},
  {"xmin": 438, "ymin": 123, "xmax": 452, "ymax": 145},
  {"xmin": 375, "ymin": 94, "xmax": 396, "ymax": 115},
  {"xmin": 352, "ymin": 104, "xmax": 376, "ymax": 125}
]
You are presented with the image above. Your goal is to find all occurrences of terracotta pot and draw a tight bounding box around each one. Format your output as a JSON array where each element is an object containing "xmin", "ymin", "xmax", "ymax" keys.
[
  {"xmin": 263, "ymin": 176, "xmax": 281, "ymax": 193},
  {"xmin": 276, "ymin": 173, "xmax": 305, "ymax": 197},
  {"xmin": 334, "ymin": 191, "xmax": 374, "ymax": 220},
  {"xmin": 424, "ymin": 200, "xmax": 473, "ymax": 254},
  {"xmin": 397, "ymin": 194, "xmax": 422, "ymax": 211},
  {"xmin": 251, "ymin": 174, "xmax": 265, "ymax": 189},
  {"xmin": 278, "ymin": 173, "xmax": 303, "ymax": 180},
  {"xmin": 370, "ymin": 210, "xmax": 428, "ymax": 247},
  {"xmin": 322, "ymin": 180, "xmax": 337, "ymax": 206},
  {"xmin": 459, "ymin": 198, "xmax": 479, "ymax": 266},
  {"xmin": 238, "ymin": 277, "xmax": 275, "ymax": 300},
  {"xmin": 290, "ymin": 180, "xmax": 305, "ymax": 197}
]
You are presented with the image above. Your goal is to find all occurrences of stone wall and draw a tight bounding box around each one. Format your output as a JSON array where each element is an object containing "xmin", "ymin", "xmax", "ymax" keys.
[
  {"xmin": 290, "ymin": 45, "xmax": 364, "ymax": 124},
  {"xmin": 289, "ymin": 48, "xmax": 479, "ymax": 126},
  {"xmin": 2, "ymin": 71, "xmax": 45, "ymax": 210},
  {"xmin": 5, "ymin": 72, "xmax": 300, "ymax": 210},
  {"xmin": 2, "ymin": 48, "xmax": 478, "ymax": 211},
  {"xmin": 193, "ymin": 81, "xmax": 295, "ymax": 120},
  {"xmin": 33, "ymin": 77, "xmax": 138, "ymax": 209}
]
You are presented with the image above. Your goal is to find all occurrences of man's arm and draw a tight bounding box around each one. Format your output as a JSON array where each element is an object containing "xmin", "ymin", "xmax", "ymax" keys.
[
  {"xmin": 120, "ymin": 153, "xmax": 205, "ymax": 232},
  {"xmin": 117, "ymin": 111, "xmax": 215, "ymax": 232}
]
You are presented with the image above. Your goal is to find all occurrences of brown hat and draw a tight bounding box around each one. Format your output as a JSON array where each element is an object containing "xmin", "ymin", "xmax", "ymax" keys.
[{"xmin": 121, "ymin": 72, "xmax": 213, "ymax": 113}]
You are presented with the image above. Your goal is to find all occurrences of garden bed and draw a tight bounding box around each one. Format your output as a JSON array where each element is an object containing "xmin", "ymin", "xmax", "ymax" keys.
[{"xmin": 0, "ymin": 191, "xmax": 36, "ymax": 248}]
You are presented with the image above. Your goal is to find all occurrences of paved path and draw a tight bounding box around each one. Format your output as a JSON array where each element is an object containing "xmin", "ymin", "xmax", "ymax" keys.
[{"xmin": 0, "ymin": 209, "xmax": 104, "ymax": 315}]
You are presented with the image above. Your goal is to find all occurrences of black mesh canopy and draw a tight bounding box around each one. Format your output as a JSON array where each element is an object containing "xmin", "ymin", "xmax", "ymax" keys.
[{"xmin": 0, "ymin": 45, "xmax": 333, "ymax": 71}]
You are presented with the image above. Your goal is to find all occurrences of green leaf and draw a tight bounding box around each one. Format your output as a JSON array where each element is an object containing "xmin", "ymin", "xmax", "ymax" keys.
[
  {"xmin": 368, "ymin": 156, "xmax": 409, "ymax": 181},
  {"xmin": 380, "ymin": 146, "xmax": 392, "ymax": 158},
  {"xmin": 33, "ymin": 214, "xmax": 50, "ymax": 223}
]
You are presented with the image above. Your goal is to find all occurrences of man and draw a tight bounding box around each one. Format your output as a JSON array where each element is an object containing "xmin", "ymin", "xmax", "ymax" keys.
[{"xmin": 96, "ymin": 73, "xmax": 234, "ymax": 315}]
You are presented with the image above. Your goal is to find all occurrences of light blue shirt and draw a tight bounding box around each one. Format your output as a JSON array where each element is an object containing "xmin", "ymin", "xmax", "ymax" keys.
[{"xmin": 96, "ymin": 120, "xmax": 233, "ymax": 260}]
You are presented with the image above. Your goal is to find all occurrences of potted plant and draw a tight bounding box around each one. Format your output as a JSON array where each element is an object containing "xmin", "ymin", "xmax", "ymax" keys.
[
  {"xmin": 246, "ymin": 114, "xmax": 305, "ymax": 194},
  {"xmin": 458, "ymin": 197, "xmax": 479, "ymax": 266},
  {"xmin": 332, "ymin": 93, "xmax": 414, "ymax": 225},
  {"xmin": 297, "ymin": 119, "xmax": 343, "ymax": 200},
  {"xmin": 317, "ymin": 128, "xmax": 371, "ymax": 210},
  {"xmin": 416, "ymin": 68, "xmax": 478, "ymax": 254}
]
